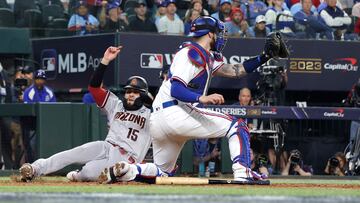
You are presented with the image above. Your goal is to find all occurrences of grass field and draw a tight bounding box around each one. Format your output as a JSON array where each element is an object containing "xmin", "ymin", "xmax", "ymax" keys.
[{"xmin": 0, "ymin": 177, "xmax": 360, "ymax": 197}]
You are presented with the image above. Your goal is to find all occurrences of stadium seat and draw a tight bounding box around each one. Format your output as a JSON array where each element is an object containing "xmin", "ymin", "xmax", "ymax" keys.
[
  {"xmin": 128, "ymin": 14, "xmax": 136, "ymax": 24},
  {"xmin": 124, "ymin": 0, "xmax": 138, "ymax": 11},
  {"xmin": 42, "ymin": 4, "xmax": 64, "ymax": 25},
  {"xmin": 125, "ymin": 7, "xmax": 135, "ymax": 16},
  {"xmin": 37, "ymin": 0, "xmax": 64, "ymax": 8},
  {"xmin": 0, "ymin": 8, "xmax": 15, "ymax": 27},
  {"xmin": 46, "ymin": 18, "xmax": 71, "ymax": 37},
  {"xmin": 23, "ymin": 9, "xmax": 43, "ymax": 37},
  {"xmin": 177, "ymin": 9, "xmax": 187, "ymax": 20}
]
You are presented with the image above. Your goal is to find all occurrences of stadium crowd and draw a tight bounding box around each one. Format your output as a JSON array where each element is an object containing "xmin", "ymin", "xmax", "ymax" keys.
[{"xmin": 0, "ymin": 0, "xmax": 359, "ymax": 40}]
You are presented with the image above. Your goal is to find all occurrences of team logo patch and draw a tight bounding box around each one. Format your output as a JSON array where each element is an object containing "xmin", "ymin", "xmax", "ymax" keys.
[{"xmin": 130, "ymin": 79, "xmax": 138, "ymax": 86}]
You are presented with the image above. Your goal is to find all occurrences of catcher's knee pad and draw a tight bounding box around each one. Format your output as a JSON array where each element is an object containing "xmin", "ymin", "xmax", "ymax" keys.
[{"xmin": 226, "ymin": 118, "xmax": 251, "ymax": 167}]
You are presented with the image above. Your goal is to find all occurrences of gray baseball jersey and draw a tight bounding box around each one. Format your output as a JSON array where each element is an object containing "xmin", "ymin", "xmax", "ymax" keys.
[{"xmin": 103, "ymin": 91, "xmax": 152, "ymax": 163}]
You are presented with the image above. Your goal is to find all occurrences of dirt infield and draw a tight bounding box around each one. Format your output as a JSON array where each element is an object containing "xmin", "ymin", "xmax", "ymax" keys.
[{"xmin": 1, "ymin": 177, "xmax": 360, "ymax": 190}]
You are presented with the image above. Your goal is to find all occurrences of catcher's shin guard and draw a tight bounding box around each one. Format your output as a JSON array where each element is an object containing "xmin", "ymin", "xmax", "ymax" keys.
[{"xmin": 226, "ymin": 118, "xmax": 254, "ymax": 180}]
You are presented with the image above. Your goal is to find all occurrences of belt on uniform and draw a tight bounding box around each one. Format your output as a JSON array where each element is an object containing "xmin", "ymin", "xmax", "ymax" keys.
[
  {"xmin": 107, "ymin": 141, "xmax": 135, "ymax": 164},
  {"xmin": 151, "ymin": 100, "xmax": 178, "ymax": 113}
]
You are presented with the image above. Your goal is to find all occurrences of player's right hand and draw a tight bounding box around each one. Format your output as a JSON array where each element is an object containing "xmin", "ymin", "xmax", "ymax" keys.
[
  {"xmin": 101, "ymin": 46, "xmax": 123, "ymax": 65},
  {"xmin": 199, "ymin": 93, "xmax": 225, "ymax": 105}
]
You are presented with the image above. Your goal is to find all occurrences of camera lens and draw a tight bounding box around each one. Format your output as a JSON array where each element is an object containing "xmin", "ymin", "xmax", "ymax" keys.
[{"xmin": 329, "ymin": 157, "xmax": 340, "ymax": 167}]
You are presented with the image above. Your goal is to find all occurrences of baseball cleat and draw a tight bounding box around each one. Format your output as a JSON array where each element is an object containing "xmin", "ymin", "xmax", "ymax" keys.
[
  {"xmin": 113, "ymin": 161, "xmax": 129, "ymax": 177},
  {"xmin": 66, "ymin": 170, "xmax": 79, "ymax": 182},
  {"xmin": 19, "ymin": 163, "xmax": 34, "ymax": 182},
  {"xmin": 98, "ymin": 167, "xmax": 111, "ymax": 184},
  {"xmin": 98, "ymin": 161, "xmax": 130, "ymax": 184}
]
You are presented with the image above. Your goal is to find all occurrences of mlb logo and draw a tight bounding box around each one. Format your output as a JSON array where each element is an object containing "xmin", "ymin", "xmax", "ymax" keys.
[
  {"xmin": 41, "ymin": 49, "xmax": 57, "ymax": 80},
  {"xmin": 140, "ymin": 53, "xmax": 163, "ymax": 69}
]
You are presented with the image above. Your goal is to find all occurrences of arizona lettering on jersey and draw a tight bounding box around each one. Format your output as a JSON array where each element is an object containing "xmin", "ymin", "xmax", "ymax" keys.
[
  {"xmin": 101, "ymin": 91, "xmax": 151, "ymax": 163},
  {"xmin": 114, "ymin": 112, "xmax": 146, "ymax": 129}
]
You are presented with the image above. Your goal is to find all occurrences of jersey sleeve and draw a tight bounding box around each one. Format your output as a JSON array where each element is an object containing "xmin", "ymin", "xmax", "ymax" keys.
[
  {"xmin": 170, "ymin": 48, "xmax": 200, "ymax": 86},
  {"xmin": 101, "ymin": 91, "xmax": 123, "ymax": 116},
  {"xmin": 211, "ymin": 57, "xmax": 225, "ymax": 75}
]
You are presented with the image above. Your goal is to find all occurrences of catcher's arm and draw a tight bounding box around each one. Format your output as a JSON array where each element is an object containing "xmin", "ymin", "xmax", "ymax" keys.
[
  {"xmin": 214, "ymin": 32, "xmax": 289, "ymax": 79},
  {"xmin": 213, "ymin": 63, "xmax": 247, "ymax": 79}
]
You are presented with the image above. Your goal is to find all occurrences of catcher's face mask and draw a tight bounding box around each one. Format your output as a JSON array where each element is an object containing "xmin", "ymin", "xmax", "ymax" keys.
[{"xmin": 213, "ymin": 20, "xmax": 227, "ymax": 53}]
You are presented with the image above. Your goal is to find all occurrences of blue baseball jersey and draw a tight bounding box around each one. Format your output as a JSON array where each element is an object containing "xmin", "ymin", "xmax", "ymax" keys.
[{"xmin": 23, "ymin": 85, "xmax": 56, "ymax": 103}]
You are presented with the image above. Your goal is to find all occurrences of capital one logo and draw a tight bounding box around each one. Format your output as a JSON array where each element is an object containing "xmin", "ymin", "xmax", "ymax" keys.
[
  {"xmin": 324, "ymin": 108, "xmax": 345, "ymax": 118},
  {"xmin": 324, "ymin": 58, "xmax": 359, "ymax": 72}
]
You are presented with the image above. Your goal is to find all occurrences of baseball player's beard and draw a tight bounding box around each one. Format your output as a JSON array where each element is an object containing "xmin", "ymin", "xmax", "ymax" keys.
[{"xmin": 122, "ymin": 97, "xmax": 143, "ymax": 111}]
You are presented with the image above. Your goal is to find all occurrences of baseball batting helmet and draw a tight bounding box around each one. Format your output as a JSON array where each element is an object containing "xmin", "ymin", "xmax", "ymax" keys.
[
  {"xmin": 189, "ymin": 16, "xmax": 227, "ymax": 53},
  {"xmin": 124, "ymin": 76, "xmax": 149, "ymax": 93},
  {"xmin": 123, "ymin": 76, "xmax": 153, "ymax": 109},
  {"xmin": 34, "ymin": 69, "xmax": 47, "ymax": 80}
]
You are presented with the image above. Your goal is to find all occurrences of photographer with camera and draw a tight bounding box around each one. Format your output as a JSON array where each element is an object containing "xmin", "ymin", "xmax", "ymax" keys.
[
  {"xmin": 250, "ymin": 148, "xmax": 270, "ymax": 176},
  {"xmin": 281, "ymin": 149, "xmax": 312, "ymax": 176},
  {"xmin": 324, "ymin": 152, "xmax": 347, "ymax": 176},
  {"xmin": 14, "ymin": 66, "xmax": 34, "ymax": 103},
  {"xmin": 343, "ymin": 78, "xmax": 360, "ymax": 175}
]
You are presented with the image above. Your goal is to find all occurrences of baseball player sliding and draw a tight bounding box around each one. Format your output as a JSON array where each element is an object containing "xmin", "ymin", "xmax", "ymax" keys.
[
  {"xmin": 19, "ymin": 47, "xmax": 153, "ymax": 182},
  {"xmin": 98, "ymin": 16, "xmax": 289, "ymax": 184}
]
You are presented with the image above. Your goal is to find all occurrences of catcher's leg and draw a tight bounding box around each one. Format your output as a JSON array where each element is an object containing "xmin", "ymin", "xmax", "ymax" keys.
[{"xmin": 20, "ymin": 141, "xmax": 108, "ymax": 181}]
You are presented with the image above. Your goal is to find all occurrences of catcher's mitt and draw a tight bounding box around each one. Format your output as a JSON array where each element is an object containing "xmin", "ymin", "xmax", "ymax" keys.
[{"xmin": 264, "ymin": 32, "xmax": 290, "ymax": 58}]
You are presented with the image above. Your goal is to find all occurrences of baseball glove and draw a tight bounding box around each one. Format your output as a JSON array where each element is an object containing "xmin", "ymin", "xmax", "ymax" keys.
[{"xmin": 263, "ymin": 32, "xmax": 290, "ymax": 58}]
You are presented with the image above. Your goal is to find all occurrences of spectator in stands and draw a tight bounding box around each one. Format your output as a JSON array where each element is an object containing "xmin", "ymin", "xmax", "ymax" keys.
[
  {"xmin": 23, "ymin": 70, "xmax": 56, "ymax": 103},
  {"xmin": 294, "ymin": 0, "xmax": 333, "ymax": 39},
  {"xmin": 233, "ymin": 87, "xmax": 255, "ymax": 129},
  {"xmin": 248, "ymin": 15, "xmax": 271, "ymax": 37},
  {"xmin": 265, "ymin": 0, "xmax": 290, "ymax": 9},
  {"xmin": 158, "ymin": 0, "xmax": 184, "ymax": 34},
  {"xmin": 154, "ymin": 1, "xmax": 168, "ymax": 27},
  {"xmin": 240, "ymin": 0, "xmax": 268, "ymax": 26},
  {"xmin": 352, "ymin": 2, "xmax": 360, "ymax": 35},
  {"xmin": 290, "ymin": 0, "xmax": 317, "ymax": 15},
  {"xmin": 324, "ymin": 152, "xmax": 347, "ymax": 176},
  {"xmin": 185, "ymin": 0, "xmax": 209, "ymax": 17},
  {"xmin": 67, "ymin": 1, "xmax": 99, "ymax": 35},
  {"xmin": 320, "ymin": 0, "xmax": 351, "ymax": 40},
  {"xmin": 207, "ymin": 0, "xmax": 219, "ymax": 14},
  {"xmin": 225, "ymin": 7, "xmax": 251, "ymax": 37},
  {"xmin": 281, "ymin": 149, "xmax": 312, "ymax": 176},
  {"xmin": 211, "ymin": 0, "xmax": 232, "ymax": 22},
  {"xmin": 61, "ymin": 0, "xmax": 70, "ymax": 13},
  {"xmin": 184, "ymin": 9, "xmax": 201, "ymax": 35},
  {"xmin": 265, "ymin": 0, "xmax": 297, "ymax": 37},
  {"xmin": 99, "ymin": 0, "xmax": 128, "ymax": 32},
  {"xmin": 128, "ymin": 0, "xmax": 157, "ymax": 32}
]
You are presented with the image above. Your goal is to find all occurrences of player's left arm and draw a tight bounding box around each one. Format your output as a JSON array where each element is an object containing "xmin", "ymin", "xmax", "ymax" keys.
[
  {"xmin": 213, "ymin": 63, "xmax": 246, "ymax": 78},
  {"xmin": 215, "ymin": 32, "xmax": 290, "ymax": 78},
  {"xmin": 214, "ymin": 54, "xmax": 269, "ymax": 78}
]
